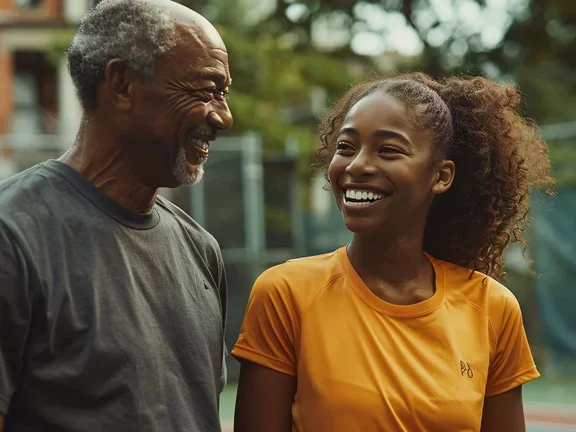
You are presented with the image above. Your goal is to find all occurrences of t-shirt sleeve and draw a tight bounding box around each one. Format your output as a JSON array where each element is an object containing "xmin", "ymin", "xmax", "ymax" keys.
[
  {"xmin": 231, "ymin": 269, "xmax": 299, "ymax": 376},
  {"xmin": 485, "ymin": 291, "xmax": 540, "ymax": 397},
  {"xmin": 0, "ymin": 225, "xmax": 33, "ymax": 415}
]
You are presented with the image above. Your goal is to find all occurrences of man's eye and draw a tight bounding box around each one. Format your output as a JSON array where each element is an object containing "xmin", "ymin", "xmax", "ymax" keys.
[{"xmin": 209, "ymin": 88, "xmax": 229, "ymax": 100}]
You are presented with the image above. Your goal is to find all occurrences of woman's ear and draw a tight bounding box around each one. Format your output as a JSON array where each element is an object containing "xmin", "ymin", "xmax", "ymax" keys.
[{"xmin": 432, "ymin": 160, "xmax": 455, "ymax": 195}]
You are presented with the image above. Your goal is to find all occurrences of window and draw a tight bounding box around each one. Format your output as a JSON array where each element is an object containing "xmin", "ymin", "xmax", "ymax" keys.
[
  {"xmin": 13, "ymin": 51, "xmax": 58, "ymax": 136},
  {"xmin": 16, "ymin": 0, "xmax": 41, "ymax": 8}
]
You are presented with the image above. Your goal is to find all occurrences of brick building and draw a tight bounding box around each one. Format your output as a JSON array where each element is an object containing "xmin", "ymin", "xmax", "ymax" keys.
[{"xmin": 0, "ymin": 0, "xmax": 96, "ymax": 176}]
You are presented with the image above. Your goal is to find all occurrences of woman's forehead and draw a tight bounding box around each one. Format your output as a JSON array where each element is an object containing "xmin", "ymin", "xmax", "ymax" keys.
[{"xmin": 343, "ymin": 92, "xmax": 409, "ymax": 127}]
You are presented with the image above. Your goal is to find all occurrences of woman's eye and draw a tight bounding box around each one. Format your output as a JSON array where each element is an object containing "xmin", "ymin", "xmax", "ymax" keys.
[
  {"xmin": 336, "ymin": 142, "xmax": 354, "ymax": 151},
  {"xmin": 379, "ymin": 146, "xmax": 402, "ymax": 154}
]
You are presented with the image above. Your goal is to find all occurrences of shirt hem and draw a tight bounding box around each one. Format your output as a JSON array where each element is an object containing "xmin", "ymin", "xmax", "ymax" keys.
[
  {"xmin": 485, "ymin": 367, "xmax": 541, "ymax": 397},
  {"xmin": 230, "ymin": 346, "xmax": 296, "ymax": 377}
]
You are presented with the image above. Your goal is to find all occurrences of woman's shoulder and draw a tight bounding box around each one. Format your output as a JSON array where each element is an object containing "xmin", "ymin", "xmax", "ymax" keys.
[
  {"xmin": 262, "ymin": 248, "xmax": 344, "ymax": 278},
  {"xmin": 252, "ymin": 248, "xmax": 347, "ymax": 306},
  {"xmin": 436, "ymin": 257, "xmax": 522, "ymax": 324}
]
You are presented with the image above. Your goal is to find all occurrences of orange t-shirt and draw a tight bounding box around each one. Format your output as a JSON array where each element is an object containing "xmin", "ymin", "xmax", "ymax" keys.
[{"xmin": 231, "ymin": 247, "xmax": 540, "ymax": 431}]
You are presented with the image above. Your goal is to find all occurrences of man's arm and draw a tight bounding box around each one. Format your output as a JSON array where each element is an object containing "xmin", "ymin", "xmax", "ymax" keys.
[
  {"xmin": 234, "ymin": 361, "xmax": 296, "ymax": 432},
  {"xmin": 481, "ymin": 386, "xmax": 525, "ymax": 432},
  {"xmin": 0, "ymin": 223, "xmax": 33, "ymax": 426}
]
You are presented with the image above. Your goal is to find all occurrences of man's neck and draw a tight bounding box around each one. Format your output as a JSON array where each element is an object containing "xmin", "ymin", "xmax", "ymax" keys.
[{"xmin": 59, "ymin": 123, "xmax": 158, "ymax": 214}]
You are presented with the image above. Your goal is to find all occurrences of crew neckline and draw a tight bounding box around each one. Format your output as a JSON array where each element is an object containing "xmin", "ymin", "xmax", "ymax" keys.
[
  {"xmin": 44, "ymin": 159, "xmax": 160, "ymax": 230},
  {"xmin": 337, "ymin": 246, "xmax": 445, "ymax": 317}
]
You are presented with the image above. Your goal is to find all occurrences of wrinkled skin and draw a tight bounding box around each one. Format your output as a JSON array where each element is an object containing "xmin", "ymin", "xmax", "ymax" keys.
[
  {"xmin": 124, "ymin": 22, "xmax": 233, "ymax": 188},
  {"xmin": 61, "ymin": 0, "xmax": 233, "ymax": 213}
]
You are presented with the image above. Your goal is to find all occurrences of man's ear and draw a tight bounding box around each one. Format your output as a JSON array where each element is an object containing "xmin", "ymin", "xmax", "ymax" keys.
[
  {"xmin": 431, "ymin": 160, "xmax": 455, "ymax": 195},
  {"xmin": 104, "ymin": 59, "xmax": 135, "ymax": 112}
]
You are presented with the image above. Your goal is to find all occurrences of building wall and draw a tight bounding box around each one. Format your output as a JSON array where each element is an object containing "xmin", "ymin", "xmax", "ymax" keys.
[
  {"xmin": 0, "ymin": 0, "xmax": 89, "ymax": 144},
  {"xmin": 45, "ymin": 0, "xmax": 62, "ymax": 19},
  {"xmin": 0, "ymin": 0, "xmax": 63, "ymax": 21},
  {"xmin": 0, "ymin": 0, "xmax": 12, "ymax": 12},
  {"xmin": 63, "ymin": 0, "xmax": 90, "ymax": 23},
  {"xmin": 0, "ymin": 49, "xmax": 13, "ymax": 134}
]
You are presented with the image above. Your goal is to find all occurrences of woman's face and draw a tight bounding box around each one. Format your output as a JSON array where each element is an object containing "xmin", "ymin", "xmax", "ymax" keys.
[{"xmin": 327, "ymin": 90, "xmax": 454, "ymax": 239}]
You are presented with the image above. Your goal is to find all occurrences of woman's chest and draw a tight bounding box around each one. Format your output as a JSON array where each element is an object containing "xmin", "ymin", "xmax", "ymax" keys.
[{"xmin": 295, "ymin": 305, "xmax": 491, "ymax": 431}]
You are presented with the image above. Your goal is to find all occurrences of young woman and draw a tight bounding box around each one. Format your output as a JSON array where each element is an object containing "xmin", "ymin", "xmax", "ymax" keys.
[{"xmin": 231, "ymin": 73, "xmax": 554, "ymax": 432}]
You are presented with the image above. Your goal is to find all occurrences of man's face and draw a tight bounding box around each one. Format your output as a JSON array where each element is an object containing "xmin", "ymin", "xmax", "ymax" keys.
[{"xmin": 126, "ymin": 24, "xmax": 233, "ymax": 188}]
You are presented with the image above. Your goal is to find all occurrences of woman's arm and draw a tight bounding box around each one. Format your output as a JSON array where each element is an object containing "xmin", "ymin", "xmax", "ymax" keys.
[
  {"xmin": 481, "ymin": 386, "xmax": 525, "ymax": 432},
  {"xmin": 234, "ymin": 361, "xmax": 297, "ymax": 432}
]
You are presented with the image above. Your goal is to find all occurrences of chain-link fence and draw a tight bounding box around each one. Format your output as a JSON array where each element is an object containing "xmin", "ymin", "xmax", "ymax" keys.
[
  {"xmin": 185, "ymin": 133, "xmax": 301, "ymax": 379},
  {"xmin": 2, "ymin": 126, "xmax": 575, "ymax": 382}
]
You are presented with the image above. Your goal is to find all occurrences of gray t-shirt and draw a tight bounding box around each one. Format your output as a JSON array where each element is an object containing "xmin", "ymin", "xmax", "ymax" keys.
[{"xmin": 0, "ymin": 160, "xmax": 227, "ymax": 431}]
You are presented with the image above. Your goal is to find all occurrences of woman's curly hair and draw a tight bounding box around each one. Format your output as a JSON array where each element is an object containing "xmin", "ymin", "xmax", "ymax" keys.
[{"xmin": 316, "ymin": 72, "xmax": 555, "ymax": 280}]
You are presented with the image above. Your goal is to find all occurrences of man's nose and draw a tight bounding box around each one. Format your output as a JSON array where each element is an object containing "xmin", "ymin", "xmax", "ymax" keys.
[{"xmin": 207, "ymin": 103, "xmax": 233, "ymax": 132}]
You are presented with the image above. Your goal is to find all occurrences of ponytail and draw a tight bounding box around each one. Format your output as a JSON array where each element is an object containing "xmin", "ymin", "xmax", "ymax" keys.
[{"xmin": 317, "ymin": 73, "xmax": 555, "ymax": 279}]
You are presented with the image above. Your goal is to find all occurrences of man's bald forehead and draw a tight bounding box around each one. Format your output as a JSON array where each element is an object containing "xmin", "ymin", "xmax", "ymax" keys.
[{"xmin": 146, "ymin": 0, "xmax": 225, "ymax": 49}]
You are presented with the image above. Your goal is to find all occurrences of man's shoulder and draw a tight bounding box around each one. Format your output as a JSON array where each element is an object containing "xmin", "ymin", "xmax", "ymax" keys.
[
  {"xmin": 156, "ymin": 195, "xmax": 221, "ymax": 251},
  {"xmin": 156, "ymin": 195, "xmax": 213, "ymax": 236},
  {"xmin": 0, "ymin": 163, "xmax": 45, "ymax": 199},
  {"xmin": 0, "ymin": 163, "xmax": 63, "ymax": 255},
  {"xmin": 0, "ymin": 162, "xmax": 64, "ymax": 220}
]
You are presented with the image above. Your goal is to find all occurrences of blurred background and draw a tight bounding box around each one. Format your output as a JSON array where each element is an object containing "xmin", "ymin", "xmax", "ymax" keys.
[{"xmin": 0, "ymin": 0, "xmax": 574, "ymax": 430}]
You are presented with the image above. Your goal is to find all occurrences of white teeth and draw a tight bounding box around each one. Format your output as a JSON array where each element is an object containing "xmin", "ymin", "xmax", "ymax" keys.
[
  {"xmin": 189, "ymin": 138, "xmax": 209, "ymax": 152},
  {"xmin": 344, "ymin": 189, "xmax": 387, "ymax": 204}
]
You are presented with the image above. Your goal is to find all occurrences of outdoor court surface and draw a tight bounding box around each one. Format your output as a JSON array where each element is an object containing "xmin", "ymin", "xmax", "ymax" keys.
[{"xmin": 524, "ymin": 405, "xmax": 576, "ymax": 432}]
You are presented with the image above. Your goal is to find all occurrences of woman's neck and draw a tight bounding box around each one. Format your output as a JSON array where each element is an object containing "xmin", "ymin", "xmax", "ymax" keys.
[{"xmin": 347, "ymin": 233, "xmax": 435, "ymax": 304}]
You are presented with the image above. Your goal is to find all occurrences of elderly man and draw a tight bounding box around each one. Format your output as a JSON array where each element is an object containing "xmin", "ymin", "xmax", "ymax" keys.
[{"xmin": 0, "ymin": 0, "xmax": 232, "ymax": 431}]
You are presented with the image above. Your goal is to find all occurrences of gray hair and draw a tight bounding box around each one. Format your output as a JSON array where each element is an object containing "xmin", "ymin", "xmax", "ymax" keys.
[{"xmin": 67, "ymin": 0, "xmax": 178, "ymax": 109}]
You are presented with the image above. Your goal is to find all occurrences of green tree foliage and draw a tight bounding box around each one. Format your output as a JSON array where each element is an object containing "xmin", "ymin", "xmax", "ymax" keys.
[
  {"xmin": 180, "ymin": 0, "xmax": 576, "ymax": 184},
  {"xmin": 499, "ymin": 0, "xmax": 576, "ymax": 185},
  {"xmin": 179, "ymin": 0, "xmax": 361, "ymax": 157}
]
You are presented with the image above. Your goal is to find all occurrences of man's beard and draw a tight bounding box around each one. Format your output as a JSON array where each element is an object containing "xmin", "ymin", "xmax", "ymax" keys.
[{"xmin": 172, "ymin": 147, "xmax": 205, "ymax": 186}]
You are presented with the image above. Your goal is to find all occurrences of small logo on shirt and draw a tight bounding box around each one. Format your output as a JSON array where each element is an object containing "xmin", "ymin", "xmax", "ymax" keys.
[{"xmin": 460, "ymin": 361, "xmax": 473, "ymax": 378}]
